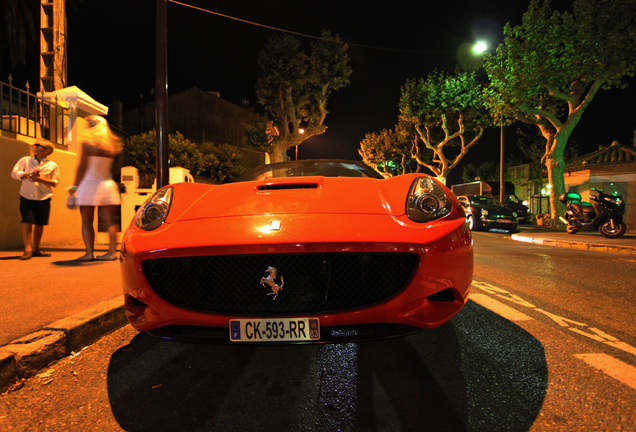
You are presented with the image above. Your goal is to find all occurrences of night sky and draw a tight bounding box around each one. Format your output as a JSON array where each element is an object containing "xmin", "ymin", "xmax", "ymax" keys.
[{"xmin": 9, "ymin": 0, "xmax": 634, "ymax": 185}]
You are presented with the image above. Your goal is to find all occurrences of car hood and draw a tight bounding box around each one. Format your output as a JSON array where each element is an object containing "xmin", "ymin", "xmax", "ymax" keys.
[{"xmin": 167, "ymin": 176, "xmax": 416, "ymax": 222}]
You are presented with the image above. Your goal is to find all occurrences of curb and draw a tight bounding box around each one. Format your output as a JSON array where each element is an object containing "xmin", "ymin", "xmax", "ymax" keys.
[
  {"xmin": 0, "ymin": 297, "xmax": 127, "ymax": 394},
  {"xmin": 510, "ymin": 234, "xmax": 636, "ymax": 255}
]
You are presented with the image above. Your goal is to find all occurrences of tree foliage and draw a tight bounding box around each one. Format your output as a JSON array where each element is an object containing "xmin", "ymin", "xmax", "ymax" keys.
[
  {"xmin": 124, "ymin": 130, "xmax": 200, "ymax": 174},
  {"xmin": 461, "ymin": 162, "xmax": 501, "ymax": 183},
  {"xmin": 483, "ymin": 0, "xmax": 636, "ymax": 224},
  {"xmin": 251, "ymin": 30, "xmax": 352, "ymax": 162},
  {"xmin": 123, "ymin": 130, "xmax": 244, "ymax": 184},
  {"xmin": 243, "ymin": 118, "xmax": 275, "ymax": 153},
  {"xmin": 358, "ymin": 127, "xmax": 412, "ymax": 176},
  {"xmin": 199, "ymin": 142, "xmax": 245, "ymax": 184},
  {"xmin": 399, "ymin": 69, "xmax": 491, "ymax": 181},
  {"xmin": 123, "ymin": 130, "xmax": 158, "ymax": 176}
]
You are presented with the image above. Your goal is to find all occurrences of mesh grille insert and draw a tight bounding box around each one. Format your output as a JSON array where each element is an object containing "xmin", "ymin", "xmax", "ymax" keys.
[{"xmin": 142, "ymin": 253, "xmax": 418, "ymax": 315}]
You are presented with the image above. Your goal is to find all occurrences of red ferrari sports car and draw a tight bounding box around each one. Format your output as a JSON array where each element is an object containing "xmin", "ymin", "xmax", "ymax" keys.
[{"xmin": 120, "ymin": 159, "xmax": 473, "ymax": 343}]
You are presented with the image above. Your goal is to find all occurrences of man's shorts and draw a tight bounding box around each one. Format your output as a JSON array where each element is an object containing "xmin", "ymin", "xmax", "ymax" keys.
[{"xmin": 20, "ymin": 196, "xmax": 51, "ymax": 225}]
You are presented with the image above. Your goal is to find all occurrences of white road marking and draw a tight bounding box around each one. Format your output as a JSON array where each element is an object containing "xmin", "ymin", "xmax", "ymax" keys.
[
  {"xmin": 471, "ymin": 281, "xmax": 636, "ymax": 389},
  {"xmin": 575, "ymin": 353, "xmax": 636, "ymax": 391},
  {"xmin": 604, "ymin": 341, "xmax": 636, "ymax": 357},
  {"xmin": 471, "ymin": 281, "xmax": 537, "ymax": 308},
  {"xmin": 470, "ymin": 293, "xmax": 533, "ymax": 321},
  {"xmin": 471, "ymin": 281, "xmax": 636, "ymax": 358}
]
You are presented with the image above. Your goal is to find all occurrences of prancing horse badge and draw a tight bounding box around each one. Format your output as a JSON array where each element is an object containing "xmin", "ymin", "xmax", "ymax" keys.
[{"xmin": 260, "ymin": 266, "xmax": 284, "ymax": 300}]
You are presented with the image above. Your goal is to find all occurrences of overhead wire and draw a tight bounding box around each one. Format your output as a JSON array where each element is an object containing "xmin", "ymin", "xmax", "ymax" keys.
[{"xmin": 168, "ymin": 0, "xmax": 451, "ymax": 54}]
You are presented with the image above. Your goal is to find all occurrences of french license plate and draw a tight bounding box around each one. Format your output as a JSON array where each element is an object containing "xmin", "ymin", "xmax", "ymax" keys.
[
  {"xmin": 499, "ymin": 219, "xmax": 513, "ymax": 223},
  {"xmin": 229, "ymin": 318, "xmax": 320, "ymax": 342}
]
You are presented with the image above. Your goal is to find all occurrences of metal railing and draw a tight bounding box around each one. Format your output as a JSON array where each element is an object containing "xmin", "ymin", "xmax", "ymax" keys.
[{"xmin": 0, "ymin": 77, "xmax": 67, "ymax": 146}]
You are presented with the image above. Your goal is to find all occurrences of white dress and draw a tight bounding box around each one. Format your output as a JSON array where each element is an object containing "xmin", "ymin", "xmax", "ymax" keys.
[{"xmin": 76, "ymin": 156, "xmax": 121, "ymax": 206}]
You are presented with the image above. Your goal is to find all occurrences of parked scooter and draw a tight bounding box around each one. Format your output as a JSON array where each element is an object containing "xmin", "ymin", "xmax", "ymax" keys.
[{"xmin": 559, "ymin": 188, "xmax": 626, "ymax": 238}]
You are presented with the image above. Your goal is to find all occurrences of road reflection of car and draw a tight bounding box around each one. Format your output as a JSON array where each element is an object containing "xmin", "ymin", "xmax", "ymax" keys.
[
  {"xmin": 457, "ymin": 194, "xmax": 518, "ymax": 233},
  {"xmin": 120, "ymin": 159, "xmax": 473, "ymax": 343}
]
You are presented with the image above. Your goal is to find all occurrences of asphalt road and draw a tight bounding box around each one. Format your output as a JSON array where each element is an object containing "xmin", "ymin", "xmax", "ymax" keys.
[
  {"xmin": 1, "ymin": 232, "xmax": 634, "ymax": 431},
  {"xmin": 472, "ymin": 231, "xmax": 636, "ymax": 345}
]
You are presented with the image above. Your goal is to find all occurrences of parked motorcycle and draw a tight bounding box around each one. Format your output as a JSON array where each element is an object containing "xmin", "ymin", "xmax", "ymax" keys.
[{"xmin": 558, "ymin": 188, "xmax": 626, "ymax": 238}]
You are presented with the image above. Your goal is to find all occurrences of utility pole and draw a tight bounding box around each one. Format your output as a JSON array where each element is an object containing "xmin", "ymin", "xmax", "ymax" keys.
[
  {"xmin": 500, "ymin": 121, "xmax": 505, "ymax": 202},
  {"xmin": 156, "ymin": 0, "xmax": 169, "ymax": 188},
  {"xmin": 40, "ymin": 0, "xmax": 67, "ymax": 92}
]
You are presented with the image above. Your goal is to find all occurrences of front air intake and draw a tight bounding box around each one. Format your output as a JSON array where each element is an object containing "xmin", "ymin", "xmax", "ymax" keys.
[{"xmin": 427, "ymin": 288, "xmax": 456, "ymax": 302}]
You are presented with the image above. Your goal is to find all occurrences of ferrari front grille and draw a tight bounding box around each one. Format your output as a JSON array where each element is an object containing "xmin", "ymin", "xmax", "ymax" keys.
[{"xmin": 142, "ymin": 253, "xmax": 418, "ymax": 315}]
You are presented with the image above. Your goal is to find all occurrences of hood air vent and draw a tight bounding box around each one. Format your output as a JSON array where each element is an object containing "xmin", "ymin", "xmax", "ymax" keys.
[{"xmin": 258, "ymin": 184, "xmax": 319, "ymax": 191}]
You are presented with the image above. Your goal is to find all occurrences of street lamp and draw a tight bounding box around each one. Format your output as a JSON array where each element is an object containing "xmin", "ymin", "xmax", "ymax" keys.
[
  {"xmin": 296, "ymin": 119, "xmax": 307, "ymax": 160},
  {"xmin": 472, "ymin": 41, "xmax": 504, "ymax": 202},
  {"xmin": 473, "ymin": 41, "xmax": 488, "ymax": 54}
]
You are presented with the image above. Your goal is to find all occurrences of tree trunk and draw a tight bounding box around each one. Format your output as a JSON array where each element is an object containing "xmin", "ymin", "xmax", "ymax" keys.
[
  {"xmin": 544, "ymin": 130, "xmax": 571, "ymax": 228},
  {"xmin": 269, "ymin": 147, "xmax": 286, "ymax": 163},
  {"xmin": 545, "ymin": 155, "xmax": 565, "ymax": 228},
  {"xmin": 269, "ymin": 136, "xmax": 303, "ymax": 163}
]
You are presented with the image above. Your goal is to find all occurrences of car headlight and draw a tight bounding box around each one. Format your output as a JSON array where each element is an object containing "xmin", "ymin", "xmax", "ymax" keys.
[
  {"xmin": 406, "ymin": 177, "xmax": 451, "ymax": 222},
  {"xmin": 134, "ymin": 186, "xmax": 173, "ymax": 231},
  {"xmin": 481, "ymin": 209, "xmax": 489, "ymax": 216},
  {"xmin": 512, "ymin": 211, "xmax": 518, "ymax": 218}
]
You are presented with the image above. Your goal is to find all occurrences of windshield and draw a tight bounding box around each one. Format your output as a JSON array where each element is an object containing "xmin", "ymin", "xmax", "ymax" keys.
[
  {"xmin": 593, "ymin": 184, "xmax": 623, "ymax": 199},
  {"xmin": 236, "ymin": 160, "xmax": 384, "ymax": 182},
  {"xmin": 469, "ymin": 196, "xmax": 503, "ymax": 207}
]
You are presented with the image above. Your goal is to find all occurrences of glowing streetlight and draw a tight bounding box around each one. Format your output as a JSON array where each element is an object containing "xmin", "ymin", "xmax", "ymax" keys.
[
  {"xmin": 472, "ymin": 40, "xmax": 504, "ymax": 202},
  {"xmin": 473, "ymin": 41, "xmax": 488, "ymax": 54},
  {"xmin": 296, "ymin": 119, "xmax": 308, "ymax": 160}
]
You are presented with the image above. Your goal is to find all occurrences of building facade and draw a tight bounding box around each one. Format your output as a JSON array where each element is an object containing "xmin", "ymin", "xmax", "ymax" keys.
[
  {"xmin": 563, "ymin": 142, "xmax": 636, "ymax": 231},
  {"xmin": 122, "ymin": 87, "xmax": 268, "ymax": 171}
]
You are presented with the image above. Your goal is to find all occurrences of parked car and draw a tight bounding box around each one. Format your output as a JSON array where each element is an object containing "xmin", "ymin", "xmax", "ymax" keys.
[
  {"xmin": 456, "ymin": 194, "xmax": 518, "ymax": 232},
  {"xmin": 451, "ymin": 181, "xmax": 530, "ymax": 223},
  {"xmin": 120, "ymin": 159, "xmax": 473, "ymax": 343}
]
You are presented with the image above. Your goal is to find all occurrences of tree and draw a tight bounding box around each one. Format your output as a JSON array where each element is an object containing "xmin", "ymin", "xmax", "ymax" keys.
[
  {"xmin": 199, "ymin": 142, "xmax": 245, "ymax": 184},
  {"xmin": 243, "ymin": 118, "xmax": 275, "ymax": 154},
  {"xmin": 461, "ymin": 161, "xmax": 500, "ymax": 183},
  {"xmin": 399, "ymin": 69, "xmax": 491, "ymax": 183},
  {"xmin": 483, "ymin": 0, "xmax": 636, "ymax": 226},
  {"xmin": 461, "ymin": 163, "xmax": 479, "ymax": 183},
  {"xmin": 124, "ymin": 130, "xmax": 204, "ymax": 175},
  {"xmin": 123, "ymin": 130, "xmax": 158, "ymax": 177},
  {"xmin": 252, "ymin": 30, "xmax": 352, "ymax": 162},
  {"xmin": 358, "ymin": 128, "xmax": 412, "ymax": 176},
  {"xmin": 124, "ymin": 130, "xmax": 246, "ymax": 185}
]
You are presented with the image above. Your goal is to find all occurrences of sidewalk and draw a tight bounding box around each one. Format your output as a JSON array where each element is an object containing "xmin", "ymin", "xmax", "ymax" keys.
[
  {"xmin": 0, "ymin": 246, "xmax": 127, "ymax": 393},
  {"xmin": 511, "ymin": 225, "xmax": 636, "ymax": 254},
  {"xmin": 2, "ymin": 227, "xmax": 636, "ymax": 393}
]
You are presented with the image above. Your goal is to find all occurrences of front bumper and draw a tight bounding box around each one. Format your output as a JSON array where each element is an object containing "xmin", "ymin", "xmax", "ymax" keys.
[{"xmin": 120, "ymin": 214, "xmax": 473, "ymax": 341}]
